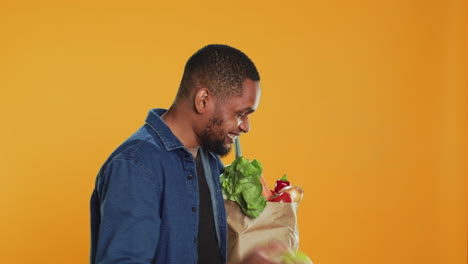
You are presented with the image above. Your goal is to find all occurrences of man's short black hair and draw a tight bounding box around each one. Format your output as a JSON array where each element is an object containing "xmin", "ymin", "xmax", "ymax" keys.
[{"xmin": 177, "ymin": 44, "xmax": 260, "ymax": 100}]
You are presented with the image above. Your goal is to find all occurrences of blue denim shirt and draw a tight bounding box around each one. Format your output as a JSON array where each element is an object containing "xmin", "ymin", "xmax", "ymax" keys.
[{"xmin": 90, "ymin": 108, "xmax": 227, "ymax": 264}]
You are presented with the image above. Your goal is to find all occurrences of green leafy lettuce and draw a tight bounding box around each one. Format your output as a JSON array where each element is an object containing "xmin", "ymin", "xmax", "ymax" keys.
[{"xmin": 220, "ymin": 156, "xmax": 266, "ymax": 218}]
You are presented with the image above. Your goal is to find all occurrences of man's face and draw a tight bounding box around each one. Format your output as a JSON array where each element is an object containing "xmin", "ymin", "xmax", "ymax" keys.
[{"xmin": 200, "ymin": 79, "xmax": 261, "ymax": 157}]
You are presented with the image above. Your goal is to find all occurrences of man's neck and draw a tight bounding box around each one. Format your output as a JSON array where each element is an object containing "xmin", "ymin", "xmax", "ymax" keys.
[{"xmin": 161, "ymin": 105, "xmax": 200, "ymax": 158}]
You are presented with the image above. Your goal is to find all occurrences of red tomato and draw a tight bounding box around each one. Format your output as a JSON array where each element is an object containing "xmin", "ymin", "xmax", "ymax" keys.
[{"xmin": 269, "ymin": 192, "xmax": 293, "ymax": 203}]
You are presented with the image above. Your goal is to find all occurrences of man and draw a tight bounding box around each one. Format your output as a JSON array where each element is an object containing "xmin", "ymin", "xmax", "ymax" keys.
[{"xmin": 90, "ymin": 44, "xmax": 285, "ymax": 263}]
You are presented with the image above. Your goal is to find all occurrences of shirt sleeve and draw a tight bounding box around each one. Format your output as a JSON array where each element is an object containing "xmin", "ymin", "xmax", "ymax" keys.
[{"xmin": 93, "ymin": 158, "xmax": 161, "ymax": 264}]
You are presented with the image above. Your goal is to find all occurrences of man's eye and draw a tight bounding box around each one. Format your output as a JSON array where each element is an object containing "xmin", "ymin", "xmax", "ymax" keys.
[{"xmin": 237, "ymin": 113, "xmax": 245, "ymax": 119}]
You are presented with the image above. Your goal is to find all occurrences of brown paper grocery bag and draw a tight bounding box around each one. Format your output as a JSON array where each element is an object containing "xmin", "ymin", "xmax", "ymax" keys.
[{"xmin": 225, "ymin": 200, "xmax": 300, "ymax": 264}]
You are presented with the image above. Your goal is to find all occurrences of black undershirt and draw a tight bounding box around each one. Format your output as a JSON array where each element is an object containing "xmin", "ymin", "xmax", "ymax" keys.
[{"xmin": 195, "ymin": 154, "xmax": 223, "ymax": 264}]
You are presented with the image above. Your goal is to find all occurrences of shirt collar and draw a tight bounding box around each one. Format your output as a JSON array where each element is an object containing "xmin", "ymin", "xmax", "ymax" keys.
[{"xmin": 145, "ymin": 108, "xmax": 186, "ymax": 152}]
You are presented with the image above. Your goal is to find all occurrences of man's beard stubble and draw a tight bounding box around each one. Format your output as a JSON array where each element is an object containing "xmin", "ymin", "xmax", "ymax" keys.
[{"xmin": 200, "ymin": 113, "xmax": 231, "ymax": 157}]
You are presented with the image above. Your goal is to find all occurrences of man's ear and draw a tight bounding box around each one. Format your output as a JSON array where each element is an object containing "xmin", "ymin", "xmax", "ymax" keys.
[{"xmin": 194, "ymin": 88, "xmax": 211, "ymax": 114}]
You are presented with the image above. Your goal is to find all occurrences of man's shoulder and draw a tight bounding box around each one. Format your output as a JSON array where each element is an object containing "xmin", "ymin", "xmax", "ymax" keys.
[{"xmin": 104, "ymin": 125, "xmax": 167, "ymax": 167}]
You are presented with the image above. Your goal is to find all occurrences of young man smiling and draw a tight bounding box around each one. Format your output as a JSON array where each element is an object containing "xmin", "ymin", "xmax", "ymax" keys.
[{"xmin": 90, "ymin": 44, "xmax": 285, "ymax": 264}]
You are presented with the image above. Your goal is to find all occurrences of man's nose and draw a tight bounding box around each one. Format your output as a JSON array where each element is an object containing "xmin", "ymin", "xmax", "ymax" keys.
[{"xmin": 239, "ymin": 118, "xmax": 250, "ymax": 133}]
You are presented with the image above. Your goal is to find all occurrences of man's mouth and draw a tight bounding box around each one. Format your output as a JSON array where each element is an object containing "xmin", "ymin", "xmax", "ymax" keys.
[{"xmin": 226, "ymin": 133, "xmax": 239, "ymax": 144}]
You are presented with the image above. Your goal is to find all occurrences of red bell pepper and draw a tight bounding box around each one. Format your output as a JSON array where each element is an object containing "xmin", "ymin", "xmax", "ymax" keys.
[
  {"xmin": 269, "ymin": 191, "xmax": 293, "ymax": 203},
  {"xmin": 274, "ymin": 174, "xmax": 290, "ymax": 193}
]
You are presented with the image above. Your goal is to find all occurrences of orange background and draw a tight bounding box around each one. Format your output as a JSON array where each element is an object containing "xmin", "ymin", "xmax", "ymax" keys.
[{"xmin": 1, "ymin": 0, "xmax": 467, "ymax": 263}]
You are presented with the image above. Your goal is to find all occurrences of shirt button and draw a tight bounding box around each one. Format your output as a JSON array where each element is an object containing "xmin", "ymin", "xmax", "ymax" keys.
[
  {"xmin": 187, "ymin": 174, "xmax": 193, "ymax": 180},
  {"xmin": 192, "ymin": 207, "xmax": 197, "ymax": 212}
]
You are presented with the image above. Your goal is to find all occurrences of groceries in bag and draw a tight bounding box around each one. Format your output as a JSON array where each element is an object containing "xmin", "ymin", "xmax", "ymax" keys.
[{"xmin": 220, "ymin": 156, "xmax": 312, "ymax": 263}]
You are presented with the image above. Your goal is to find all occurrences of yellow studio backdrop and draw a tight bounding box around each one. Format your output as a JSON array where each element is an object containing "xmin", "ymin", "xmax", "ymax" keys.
[{"xmin": 1, "ymin": 0, "xmax": 466, "ymax": 263}]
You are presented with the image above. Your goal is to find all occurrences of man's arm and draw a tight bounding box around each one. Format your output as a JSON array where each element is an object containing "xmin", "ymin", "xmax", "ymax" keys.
[{"xmin": 92, "ymin": 158, "xmax": 161, "ymax": 264}]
